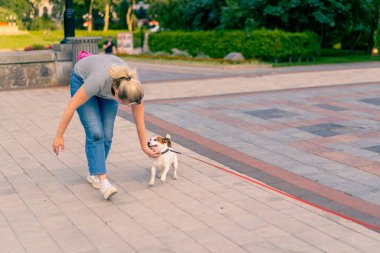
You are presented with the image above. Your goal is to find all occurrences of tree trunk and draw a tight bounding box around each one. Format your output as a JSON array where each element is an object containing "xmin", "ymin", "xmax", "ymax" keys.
[
  {"xmin": 103, "ymin": 1, "xmax": 110, "ymax": 31},
  {"xmin": 126, "ymin": 0, "xmax": 135, "ymax": 32},
  {"xmin": 87, "ymin": 0, "xmax": 93, "ymax": 32}
]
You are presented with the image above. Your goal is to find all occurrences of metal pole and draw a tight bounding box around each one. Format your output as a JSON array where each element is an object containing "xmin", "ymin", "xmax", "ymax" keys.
[{"xmin": 61, "ymin": 0, "xmax": 75, "ymax": 44}]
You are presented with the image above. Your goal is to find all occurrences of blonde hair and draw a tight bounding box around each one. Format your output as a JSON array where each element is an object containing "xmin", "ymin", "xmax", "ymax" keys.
[{"xmin": 109, "ymin": 64, "xmax": 144, "ymax": 103}]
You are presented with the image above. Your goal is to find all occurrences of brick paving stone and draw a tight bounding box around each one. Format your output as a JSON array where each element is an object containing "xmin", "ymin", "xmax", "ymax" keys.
[
  {"xmin": 294, "ymin": 228, "xmax": 335, "ymax": 247},
  {"xmin": 125, "ymin": 236, "xmax": 167, "ymax": 252},
  {"xmin": 158, "ymin": 231, "xmax": 208, "ymax": 253},
  {"xmin": 185, "ymin": 226, "xmax": 239, "ymax": 252},
  {"xmin": 0, "ymin": 217, "xmax": 26, "ymax": 252},
  {"xmin": 211, "ymin": 221, "xmax": 264, "ymax": 245},
  {"xmin": 270, "ymin": 234, "xmax": 312, "ymax": 252},
  {"xmin": 242, "ymin": 240, "xmax": 285, "ymax": 253},
  {"xmin": 49, "ymin": 228, "xmax": 94, "ymax": 252},
  {"xmin": 337, "ymin": 232, "xmax": 380, "ymax": 252},
  {"xmin": 16, "ymin": 232, "xmax": 61, "ymax": 253},
  {"xmin": 316, "ymin": 238, "xmax": 358, "ymax": 253},
  {"xmin": 359, "ymin": 190, "xmax": 380, "ymax": 205},
  {"xmin": 2, "ymin": 63, "xmax": 380, "ymax": 253},
  {"xmin": 252, "ymin": 225, "xmax": 290, "ymax": 240},
  {"xmin": 358, "ymin": 164, "xmax": 380, "ymax": 177},
  {"xmin": 98, "ymin": 244, "xmax": 136, "ymax": 253}
]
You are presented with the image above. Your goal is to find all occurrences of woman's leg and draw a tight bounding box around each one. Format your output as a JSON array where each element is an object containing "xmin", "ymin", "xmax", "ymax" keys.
[
  {"xmin": 69, "ymin": 74, "xmax": 117, "ymax": 199},
  {"xmin": 69, "ymin": 72, "xmax": 107, "ymax": 176},
  {"xmin": 98, "ymin": 98, "xmax": 119, "ymax": 159},
  {"xmin": 77, "ymin": 98, "xmax": 107, "ymax": 176}
]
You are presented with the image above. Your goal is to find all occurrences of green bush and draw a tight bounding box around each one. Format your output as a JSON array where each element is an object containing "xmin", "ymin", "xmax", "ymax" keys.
[
  {"xmin": 149, "ymin": 30, "xmax": 321, "ymax": 61},
  {"xmin": 0, "ymin": 7, "xmax": 17, "ymax": 22},
  {"xmin": 29, "ymin": 17, "xmax": 57, "ymax": 31},
  {"xmin": 0, "ymin": 7, "xmax": 23, "ymax": 28}
]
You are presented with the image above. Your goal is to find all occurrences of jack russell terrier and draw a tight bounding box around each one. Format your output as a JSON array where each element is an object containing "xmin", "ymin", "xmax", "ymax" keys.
[{"xmin": 147, "ymin": 134, "xmax": 179, "ymax": 186}]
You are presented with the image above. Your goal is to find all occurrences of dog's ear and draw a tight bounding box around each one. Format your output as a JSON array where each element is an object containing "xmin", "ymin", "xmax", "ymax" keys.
[
  {"xmin": 163, "ymin": 137, "xmax": 172, "ymax": 148},
  {"xmin": 164, "ymin": 134, "xmax": 172, "ymax": 147}
]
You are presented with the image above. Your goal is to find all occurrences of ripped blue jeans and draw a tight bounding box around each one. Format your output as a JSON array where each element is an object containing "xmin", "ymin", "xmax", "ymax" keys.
[{"xmin": 69, "ymin": 70, "xmax": 118, "ymax": 175}]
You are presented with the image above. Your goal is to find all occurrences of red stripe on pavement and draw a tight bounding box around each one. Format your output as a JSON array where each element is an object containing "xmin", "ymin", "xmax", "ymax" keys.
[{"xmin": 138, "ymin": 110, "xmax": 380, "ymax": 218}]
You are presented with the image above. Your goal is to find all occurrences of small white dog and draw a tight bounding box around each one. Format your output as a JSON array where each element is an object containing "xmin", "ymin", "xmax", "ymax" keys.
[{"xmin": 147, "ymin": 134, "xmax": 179, "ymax": 186}]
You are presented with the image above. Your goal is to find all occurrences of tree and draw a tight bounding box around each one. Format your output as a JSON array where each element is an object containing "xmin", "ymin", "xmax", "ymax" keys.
[
  {"xmin": 49, "ymin": 0, "xmax": 64, "ymax": 25},
  {"xmin": 104, "ymin": 0, "xmax": 110, "ymax": 31},
  {"xmin": 89, "ymin": 0, "xmax": 117, "ymax": 31},
  {"xmin": 0, "ymin": 7, "xmax": 18, "ymax": 22},
  {"xmin": 219, "ymin": 0, "xmax": 378, "ymax": 49},
  {"xmin": 220, "ymin": 0, "xmax": 266, "ymax": 29},
  {"xmin": 372, "ymin": 0, "xmax": 380, "ymax": 49},
  {"xmin": 115, "ymin": 0, "xmax": 129, "ymax": 29},
  {"xmin": 148, "ymin": 0, "xmax": 189, "ymax": 30},
  {"xmin": 184, "ymin": 0, "xmax": 226, "ymax": 30},
  {"xmin": 0, "ymin": 0, "xmax": 32, "ymax": 26},
  {"xmin": 88, "ymin": 0, "xmax": 94, "ymax": 31},
  {"xmin": 355, "ymin": 0, "xmax": 380, "ymax": 51},
  {"xmin": 74, "ymin": 0, "xmax": 94, "ymax": 31},
  {"xmin": 126, "ymin": 0, "xmax": 136, "ymax": 32}
]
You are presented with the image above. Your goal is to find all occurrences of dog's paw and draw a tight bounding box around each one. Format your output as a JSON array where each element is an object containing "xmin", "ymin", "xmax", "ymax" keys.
[
  {"xmin": 148, "ymin": 181, "xmax": 155, "ymax": 187},
  {"xmin": 160, "ymin": 177, "xmax": 166, "ymax": 182},
  {"xmin": 172, "ymin": 174, "xmax": 177, "ymax": 180}
]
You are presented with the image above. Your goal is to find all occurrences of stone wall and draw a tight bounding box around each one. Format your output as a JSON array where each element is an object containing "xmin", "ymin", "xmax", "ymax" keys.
[{"xmin": 0, "ymin": 48, "xmax": 72, "ymax": 90}]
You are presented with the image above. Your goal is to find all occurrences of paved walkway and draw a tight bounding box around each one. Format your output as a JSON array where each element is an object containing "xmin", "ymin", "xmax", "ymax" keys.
[{"xmin": 0, "ymin": 62, "xmax": 380, "ymax": 252}]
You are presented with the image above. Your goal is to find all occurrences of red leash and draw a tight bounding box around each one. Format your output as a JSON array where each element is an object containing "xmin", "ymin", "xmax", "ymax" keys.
[{"xmin": 176, "ymin": 151, "xmax": 380, "ymax": 232}]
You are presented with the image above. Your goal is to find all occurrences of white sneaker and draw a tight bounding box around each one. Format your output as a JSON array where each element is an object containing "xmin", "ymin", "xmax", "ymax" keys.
[
  {"xmin": 100, "ymin": 178, "xmax": 118, "ymax": 200},
  {"xmin": 87, "ymin": 174, "xmax": 101, "ymax": 190}
]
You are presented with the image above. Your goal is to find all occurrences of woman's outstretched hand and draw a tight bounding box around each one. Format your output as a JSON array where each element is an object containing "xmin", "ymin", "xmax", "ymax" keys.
[
  {"xmin": 53, "ymin": 135, "xmax": 64, "ymax": 155},
  {"xmin": 143, "ymin": 146, "xmax": 160, "ymax": 158}
]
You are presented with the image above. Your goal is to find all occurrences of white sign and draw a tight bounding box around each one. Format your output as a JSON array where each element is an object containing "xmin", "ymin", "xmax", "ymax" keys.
[{"xmin": 117, "ymin": 32, "xmax": 134, "ymax": 54}]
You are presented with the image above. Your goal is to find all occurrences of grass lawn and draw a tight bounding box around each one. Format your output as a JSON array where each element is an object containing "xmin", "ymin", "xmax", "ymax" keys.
[
  {"xmin": 0, "ymin": 30, "xmax": 141, "ymax": 50},
  {"xmin": 273, "ymin": 54, "xmax": 380, "ymax": 67},
  {"xmin": 0, "ymin": 31, "xmax": 63, "ymax": 50}
]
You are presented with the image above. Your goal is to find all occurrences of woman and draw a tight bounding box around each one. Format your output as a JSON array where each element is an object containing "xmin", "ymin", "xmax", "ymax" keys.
[{"xmin": 52, "ymin": 54, "xmax": 160, "ymax": 200}]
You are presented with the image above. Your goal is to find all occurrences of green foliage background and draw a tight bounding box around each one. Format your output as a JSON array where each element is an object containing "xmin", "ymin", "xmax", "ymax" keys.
[
  {"xmin": 149, "ymin": 0, "xmax": 380, "ymax": 50},
  {"xmin": 149, "ymin": 30, "xmax": 320, "ymax": 61}
]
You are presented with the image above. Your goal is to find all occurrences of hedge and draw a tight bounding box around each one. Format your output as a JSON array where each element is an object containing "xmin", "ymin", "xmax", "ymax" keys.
[{"xmin": 148, "ymin": 30, "xmax": 321, "ymax": 62}]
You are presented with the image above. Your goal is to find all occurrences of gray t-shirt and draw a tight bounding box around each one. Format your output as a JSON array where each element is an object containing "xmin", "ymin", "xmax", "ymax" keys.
[{"xmin": 74, "ymin": 54, "xmax": 128, "ymax": 100}]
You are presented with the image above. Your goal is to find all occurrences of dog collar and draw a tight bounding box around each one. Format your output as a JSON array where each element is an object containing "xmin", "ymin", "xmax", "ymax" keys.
[
  {"xmin": 161, "ymin": 149, "xmax": 170, "ymax": 155},
  {"xmin": 160, "ymin": 148, "xmax": 182, "ymax": 155}
]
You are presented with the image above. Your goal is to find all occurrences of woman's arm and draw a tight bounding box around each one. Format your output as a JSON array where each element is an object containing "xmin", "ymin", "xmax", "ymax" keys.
[
  {"xmin": 53, "ymin": 86, "xmax": 89, "ymax": 155},
  {"xmin": 132, "ymin": 102, "xmax": 160, "ymax": 158}
]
